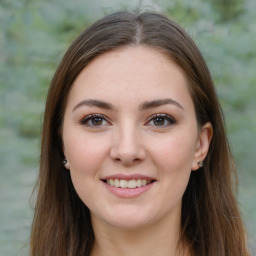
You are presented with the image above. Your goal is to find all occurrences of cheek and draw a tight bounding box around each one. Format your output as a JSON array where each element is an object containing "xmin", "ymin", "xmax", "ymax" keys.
[
  {"xmin": 150, "ymin": 133, "xmax": 197, "ymax": 174},
  {"xmin": 152, "ymin": 134, "xmax": 196, "ymax": 203},
  {"xmin": 64, "ymin": 132, "xmax": 110, "ymax": 175},
  {"xmin": 64, "ymin": 134, "xmax": 111, "ymax": 206}
]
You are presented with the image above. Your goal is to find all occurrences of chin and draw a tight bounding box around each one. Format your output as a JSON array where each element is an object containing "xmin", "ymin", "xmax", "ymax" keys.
[
  {"xmin": 107, "ymin": 216, "xmax": 151, "ymax": 230},
  {"xmin": 93, "ymin": 208, "xmax": 153, "ymax": 230}
]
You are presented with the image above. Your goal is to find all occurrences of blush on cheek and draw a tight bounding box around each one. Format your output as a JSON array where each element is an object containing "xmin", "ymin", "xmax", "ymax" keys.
[
  {"xmin": 154, "ymin": 139, "xmax": 195, "ymax": 174},
  {"xmin": 154, "ymin": 138, "xmax": 183, "ymax": 160},
  {"xmin": 69, "ymin": 143, "xmax": 107, "ymax": 176}
]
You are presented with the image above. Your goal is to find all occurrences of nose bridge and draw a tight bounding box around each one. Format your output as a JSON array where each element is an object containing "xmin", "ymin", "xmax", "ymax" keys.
[{"xmin": 110, "ymin": 120, "xmax": 145, "ymax": 164}]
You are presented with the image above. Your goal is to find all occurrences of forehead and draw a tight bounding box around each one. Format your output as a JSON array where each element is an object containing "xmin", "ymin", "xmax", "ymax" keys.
[{"xmin": 67, "ymin": 46, "xmax": 193, "ymax": 111}]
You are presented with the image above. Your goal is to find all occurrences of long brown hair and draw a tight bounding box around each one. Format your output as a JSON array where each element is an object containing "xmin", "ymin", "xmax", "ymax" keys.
[{"xmin": 30, "ymin": 11, "xmax": 250, "ymax": 256}]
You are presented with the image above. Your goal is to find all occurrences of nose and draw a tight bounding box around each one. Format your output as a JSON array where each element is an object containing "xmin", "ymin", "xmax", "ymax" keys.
[{"xmin": 109, "ymin": 125, "xmax": 146, "ymax": 166}]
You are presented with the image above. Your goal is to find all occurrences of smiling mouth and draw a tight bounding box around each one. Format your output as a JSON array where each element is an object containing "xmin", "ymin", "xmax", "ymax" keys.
[{"xmin": 103, "ymin": 178, "xmax": 154, "ymax": 189}]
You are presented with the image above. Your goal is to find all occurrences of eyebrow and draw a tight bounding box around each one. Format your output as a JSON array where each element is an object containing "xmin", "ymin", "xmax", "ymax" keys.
[
  {"xmin": 73, "ymin": 99, "xmax": 114, "ymax": 112},
  {"xmin": 72, "ymin": 98, "xmax": 184, "ymax": 112},
  {"xmin": 139, "ymin": 98, "xmax": 184, "ymax": 111}
]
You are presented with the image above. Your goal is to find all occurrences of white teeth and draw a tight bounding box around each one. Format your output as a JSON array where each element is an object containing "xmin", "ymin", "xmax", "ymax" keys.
[
  {"xmin": 128, "ymin": 179, "xmax": 136, "ymax": 188},
  {"xmin": 136, "ymin": 179, "xmax": 141, "ymax": 187},
  {"xmin": 120, "ymin": 179, "xmax": 128, "ymax": 188},
  {"xmin": 114, "ymin": 179, "xmax": 119, "ymax": 187},
  {"xmin": 106, "ymin": 178, "xmax": 151, "ymax": 188}
]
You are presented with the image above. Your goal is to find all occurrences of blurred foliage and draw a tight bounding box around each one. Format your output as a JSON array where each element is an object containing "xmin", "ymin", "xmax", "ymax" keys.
[
  {"xmin": 209, "ymin": 0, "xmax": 245, "ymax": 21},
  {"xmin": 0, "ymin": 0, "xmax": 255, "ymax": 255}
]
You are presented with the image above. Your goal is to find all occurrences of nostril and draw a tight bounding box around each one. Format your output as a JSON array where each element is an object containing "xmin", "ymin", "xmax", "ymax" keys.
[
  {"xmin": 111, "ymin": 155, "xmax": 143, "ymax": 166},
  {"xmin": 113, "ymin": 157, "xmax": 121, "ymax": 163}
]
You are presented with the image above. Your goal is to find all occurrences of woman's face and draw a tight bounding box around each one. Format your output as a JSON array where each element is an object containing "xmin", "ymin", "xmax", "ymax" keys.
[{"xmin": 62, "ymin": 46, "xmax": 212, "ymax": 230}]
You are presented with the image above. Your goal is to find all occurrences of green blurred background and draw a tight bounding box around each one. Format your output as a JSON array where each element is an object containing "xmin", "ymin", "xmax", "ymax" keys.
[{"xmin": 0, "ymin": 0, "xmax": 255, "ymax": 255}]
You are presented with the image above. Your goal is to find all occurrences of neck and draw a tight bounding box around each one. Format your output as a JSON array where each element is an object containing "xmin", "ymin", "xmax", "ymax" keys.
[{"xmin": 90, "ymin": 211, "xmax": 190, "ymax": 256}]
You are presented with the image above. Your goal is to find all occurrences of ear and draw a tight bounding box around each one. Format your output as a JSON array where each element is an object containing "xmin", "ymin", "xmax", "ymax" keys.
[{"xmin": 191, "ymin": 122, "xmax": 213, "ymax": 171}]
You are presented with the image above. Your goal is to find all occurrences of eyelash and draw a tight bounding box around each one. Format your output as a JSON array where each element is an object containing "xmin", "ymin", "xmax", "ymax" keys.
[
  {"xmin": 79, "ymin": 113, "xmax": 176, "ymax": 128},
  {"xmin": 80, "ymin": 114, "xmax": 109, "ymax": 127},
  {"xmin": 146, "ymin": 114, "xmax": 176, "ymax": 127}
]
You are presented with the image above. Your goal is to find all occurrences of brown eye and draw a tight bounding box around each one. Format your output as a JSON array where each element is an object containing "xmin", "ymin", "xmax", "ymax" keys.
[
  {"xmin": 147, "ymin": 114, "xmax": 176, "ymax": 127},
  {"xmin": 153, "ymin": 117, "xmax": 165, "ymax": 126},
  {"xmin": 80, "ymin": 114, "xmax": 109, "ymax": 127},
  {"xmin": 91, "ymin": 117, "xmax": 103, "ymax": 126}
]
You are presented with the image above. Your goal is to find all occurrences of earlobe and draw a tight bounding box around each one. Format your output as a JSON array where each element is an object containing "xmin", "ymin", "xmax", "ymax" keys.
[
  {"xmin": 63, "ymin": 158, "xmax": 70, "ymax": 169},
  {"xmin": 192, "ymin": 122, "xmax": 213, "ymax": 171},
  {"xmin": 62, "ymin": 143, "xmax": 70, "ymax": 169}
]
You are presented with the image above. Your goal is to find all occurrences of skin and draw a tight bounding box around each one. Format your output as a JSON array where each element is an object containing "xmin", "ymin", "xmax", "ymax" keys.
[{"xmin": 62, "ymin": 46, "xmax": 212, "ymax": 256}]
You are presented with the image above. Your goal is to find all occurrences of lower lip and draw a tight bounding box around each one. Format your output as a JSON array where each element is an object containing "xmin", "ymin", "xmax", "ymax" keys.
[{"xmin": 103, "ymin": 181, "xmax": 155, "ymax": 198}]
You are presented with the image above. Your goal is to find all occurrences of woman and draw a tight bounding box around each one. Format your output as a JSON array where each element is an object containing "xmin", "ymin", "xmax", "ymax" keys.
[{"xmin": 30, "ymin": 12, "xmax": 250, "ymax": 256}]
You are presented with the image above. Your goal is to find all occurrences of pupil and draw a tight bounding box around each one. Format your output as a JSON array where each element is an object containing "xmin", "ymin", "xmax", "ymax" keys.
[
  {"xmin": 92, "ymin": 118, "xmax": 103, "ymax": 125},
  {"xmin": 154, "ymin": 117, "xmax": 164, "ymax": 126}
]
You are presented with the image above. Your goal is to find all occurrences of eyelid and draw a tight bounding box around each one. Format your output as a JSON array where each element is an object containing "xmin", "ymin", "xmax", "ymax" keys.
[
  {"xmin": 78, "ymin": 113, "xmax": 175, "ymax": 127},
  {"xmin": 145, "ymin": 113, "xmax": 176, "ymax": 126},
  {"xmin": 79, "ymin": 113, "xmax": 111, "ymax": 126}
]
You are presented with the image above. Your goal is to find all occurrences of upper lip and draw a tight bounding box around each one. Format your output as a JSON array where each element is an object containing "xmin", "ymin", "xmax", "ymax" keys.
[{"xmin": 101, "ymin": 173, "xmax": 156, "ymax": 181}]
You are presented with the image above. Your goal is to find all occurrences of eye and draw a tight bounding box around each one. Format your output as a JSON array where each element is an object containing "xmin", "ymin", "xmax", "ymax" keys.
[
  {"xmin": 80, "ymin": 114, "xmax": 109, "ymax": 127},
  {"xmin": 146, "ymin": 114, "xmax": 175, "ymax": 127}
]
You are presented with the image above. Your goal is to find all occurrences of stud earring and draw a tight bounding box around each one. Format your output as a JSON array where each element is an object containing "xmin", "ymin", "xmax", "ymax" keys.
[
  {"xmin": 63, "ymin": 158, "xmax": 70, "ymax": 169},
  {"xmin": 198, "ymin": 161, "xmax": 203, "ymax": 168}
]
